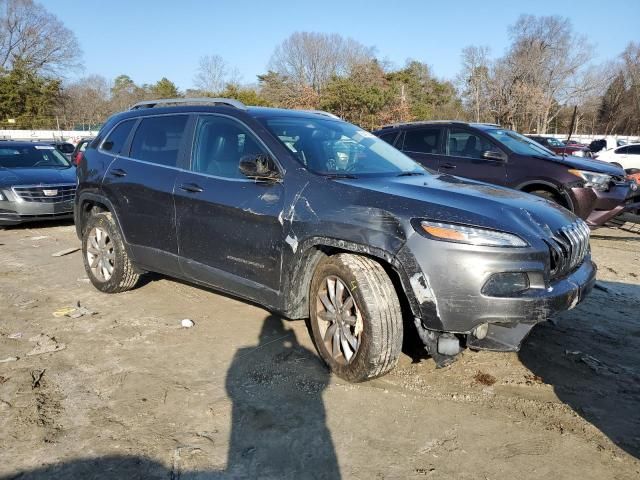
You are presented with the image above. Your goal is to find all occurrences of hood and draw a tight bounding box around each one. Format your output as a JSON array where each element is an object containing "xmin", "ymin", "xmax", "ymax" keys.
[
  {"xmin": 0, "ymin": 167, "xmax": 76, "ymax": 188},
  {"xmin": 544, "ymin": 154, "xmax": 625, "ymax": 176},
  {"xmin": 338, "ymin": 173, "xmax": 578, "ymax": 242}
]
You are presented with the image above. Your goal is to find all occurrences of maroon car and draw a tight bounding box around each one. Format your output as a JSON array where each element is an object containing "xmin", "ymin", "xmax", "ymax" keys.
[
  {"xmin": 527, "ymin": 135, "xmax": 592, "ymax": 157},
  {"xmin": 374, "ymin": 122, "xmax": 639, "ymax": 227}
]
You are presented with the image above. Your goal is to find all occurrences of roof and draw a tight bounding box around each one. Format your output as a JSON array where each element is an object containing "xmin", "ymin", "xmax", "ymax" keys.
[
  {"xmin": 377, "ymin": 120, "xmax": 501, "ymax": 130},
  {"xmin": 0, "ymin": 140, "xmax": 55, "ymax": 147}
]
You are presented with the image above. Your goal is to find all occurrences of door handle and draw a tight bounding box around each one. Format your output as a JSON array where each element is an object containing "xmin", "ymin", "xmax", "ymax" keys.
[
  {"xmin": 440, "ymin": 163, "xmax": 456, "ymax": 169},
  {"xmin": 179, "ymin": 183, "xmax": 204, "ymax": 193},
  {"xmin": 109, "ymin": 168, "xmax": 127, "ymax": 177}
]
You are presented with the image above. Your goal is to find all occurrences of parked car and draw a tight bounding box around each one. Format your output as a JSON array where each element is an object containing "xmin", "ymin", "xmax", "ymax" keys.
[
  {"xmin": 375, "ymin": 121, "xmax": 638, "ymax": 227},
  {"xmin": 71, "ymin": 137, "xmax": 94, "ymax": 165},
  {"xmin": 0, "ymin": 142, "xmax": 76, "ymax": 225},
  {"xmin": 593, "ymin": 144, "xmax": 640, "ymax": 171},
  {"xmin": 75, "ymin": 99, "xmax": 596, "ymax": 381},
  {"xmin": 527, "ymin": 135, "xmax": 592, "ymax": 157},
  {"xmin": 564, "ymin": 139, "xmax": 588, "ymax": 148},
  {"xmin": 50, "ymin": 141, "xmax": 75, "ymax": 161}
]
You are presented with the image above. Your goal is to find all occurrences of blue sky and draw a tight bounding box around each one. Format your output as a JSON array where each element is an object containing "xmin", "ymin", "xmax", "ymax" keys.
[{"xmin": 42, "ymin": 0, "xmax": 639, "ymax": 89}]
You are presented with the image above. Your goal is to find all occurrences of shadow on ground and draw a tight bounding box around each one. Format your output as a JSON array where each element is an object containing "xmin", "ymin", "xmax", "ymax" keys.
[
  {"xmin": 519, "ymin": 280, "xmax": 640, "ymax": 460},
  {"xmin": 2, "ymin": 315, "xmax": 340, "ymax": 480}
]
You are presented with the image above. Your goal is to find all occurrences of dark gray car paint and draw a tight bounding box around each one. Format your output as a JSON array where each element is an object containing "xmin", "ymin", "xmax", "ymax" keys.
[{"xmin": 75, "ymin": 106, "xmax": 596, "ymax": 351}]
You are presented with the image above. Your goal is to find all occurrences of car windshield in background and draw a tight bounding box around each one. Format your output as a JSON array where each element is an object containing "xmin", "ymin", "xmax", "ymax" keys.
[
  {"xmin": 260, "ymin": 117, "xmax": 427, "ymax": 176},
  {"xmin": 0, "ymin": 146, "xmax": 71, "ymax": 168},
  {"xmin": 487, "ymin": 129, "xmax": 556, "ymax": 158},
  {"xmin": 545, "ymin": 137, "xmax": 565, "ymax": 147}
]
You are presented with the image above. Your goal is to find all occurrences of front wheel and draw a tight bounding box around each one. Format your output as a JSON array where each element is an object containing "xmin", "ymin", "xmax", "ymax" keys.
[{"xmin": 309, "ymin": 254, "xmax": 403, "ymax": 382}]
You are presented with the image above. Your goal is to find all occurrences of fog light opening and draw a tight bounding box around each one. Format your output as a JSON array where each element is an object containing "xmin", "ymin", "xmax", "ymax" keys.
[
  {"xmin": 482, "ymin": 272, "xmax": 530, "ymax": 296},
  {"xmin": 473, "ymin": 323, "xmax": 489, "ymax": 340}
]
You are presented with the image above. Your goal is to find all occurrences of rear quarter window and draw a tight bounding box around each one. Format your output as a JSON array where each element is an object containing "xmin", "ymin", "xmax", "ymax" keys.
[{"xmin": 101, "ymin": 119, "xmax": 136, "ymax": 155}]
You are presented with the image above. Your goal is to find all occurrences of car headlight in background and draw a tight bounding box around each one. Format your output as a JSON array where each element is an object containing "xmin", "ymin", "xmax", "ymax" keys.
[
  {"xmin": 418, "ymin": 220, "xmax": 528, "ymax": 247},
  {"xmin": 568, "ymin": 169, "xmax": 611, "ymax": 191},
  {"xmin": 572, "ymin": 150, "xmax": 585, "ymax": 157}
]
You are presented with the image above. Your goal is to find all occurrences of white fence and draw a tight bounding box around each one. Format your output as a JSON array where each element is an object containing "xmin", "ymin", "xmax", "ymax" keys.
[
  {"xmin": 0, "ymin": 130, "xmax": 99, "ymax": 145},
  {"xmin": 525, "ymin": 134, "xmax": 640, "ymax": 149}
]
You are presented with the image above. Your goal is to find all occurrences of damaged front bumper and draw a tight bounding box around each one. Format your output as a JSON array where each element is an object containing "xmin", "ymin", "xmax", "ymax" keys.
[
  {"xmin": 573, "ymin": 181, "xmax": 639, "ymax": 226},
  {"xmin": 398, "ymin": 234, "xmax": 597, "ymax": 352}
]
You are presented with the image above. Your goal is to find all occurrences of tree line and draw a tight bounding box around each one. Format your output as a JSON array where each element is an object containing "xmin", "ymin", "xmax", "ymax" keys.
[{"xmin": 1, "ymin": 0, "xmax": 638, "ymax": 135}]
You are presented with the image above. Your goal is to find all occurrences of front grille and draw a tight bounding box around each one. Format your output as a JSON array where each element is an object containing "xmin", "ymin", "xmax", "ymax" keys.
[
  {"xmin": 547, "ymin": 220, "xmax": 590, "ymax": 278},
  {"xmin": 11, "ymin": 184, "xmax": 76, "ymax": 203}
]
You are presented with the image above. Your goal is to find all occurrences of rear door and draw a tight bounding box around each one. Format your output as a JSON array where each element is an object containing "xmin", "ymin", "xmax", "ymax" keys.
[
  {"xmin": 439, "ymin": 127, "xmax": 507, "ymax": 185},
  {"xmin": 399, "ymin": 126, "xmax": 445, "ymax": 171},
  {"xmin": 174, "ymin": 114, "xmax": 286, "ymax": 296},
  {"xmin": 101, "ymin": 114, "xmax": 191, "ymax": 274}
]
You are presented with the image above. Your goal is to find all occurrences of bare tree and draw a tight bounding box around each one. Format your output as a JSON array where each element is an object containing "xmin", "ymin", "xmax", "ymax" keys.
[
  {"xmin": 458, "ymin": 46, "xmax": 491, "ymax": 122},
  {"xmin": 268, "ymin": 32, "xmax": 375, "ymax": 93},
  {"xmin": 57, "ymin": 75, "xmax": 110, "ymax": 129},
  {"xmin": 193, "ymin": 54, "xmax": 230, "ymax": 94},
  {"xmin": 0, "ymin": 0, "xmax": 82, "ymax": 75},
  {"xmin": 505, "ymin": 15, "xmax": 593, "ymax": 133}
]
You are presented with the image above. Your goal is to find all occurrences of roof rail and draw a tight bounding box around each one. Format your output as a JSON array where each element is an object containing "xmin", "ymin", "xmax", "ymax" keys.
[
  {"xmin": 129, "ymin": 97, "xmax": 247, "ymax": 111},
  {"xmin": 305, "ymin": 110, "xmax": 341, "ymax": 120}
]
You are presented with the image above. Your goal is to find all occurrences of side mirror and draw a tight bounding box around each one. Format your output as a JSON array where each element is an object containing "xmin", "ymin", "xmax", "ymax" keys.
[
  {"xmin": 239, "ymin": 154, "xmax": 280, "ymax": 180},
  {"xmin": 482, "ymin": 150, "xmax": 507, "ymax": 162}
]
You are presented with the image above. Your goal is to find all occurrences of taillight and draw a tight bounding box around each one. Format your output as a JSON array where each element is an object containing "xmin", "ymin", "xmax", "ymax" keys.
[{"xmin": 75, "ymin": 152, "xmax": 84, "ymax": 165}]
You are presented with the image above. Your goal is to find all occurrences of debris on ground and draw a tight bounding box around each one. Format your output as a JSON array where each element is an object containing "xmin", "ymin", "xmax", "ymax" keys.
[
  {"xmin": 30, "ymin": 369, "xmax": 45, "ymax": 388},
  {"xmin": 26, "ymin": 334, "xmax": 66, "ymax": 356},
  {"xmin": 7, "ymin": 333, "xmax": 23, "ymax": 339},
  {"xmin": 474, "ymin": 372, "xmax": 497, "ymax": 386},
  {"xmin": 0, "ymin": 376, "xmax": 8, "ymax": 384},
  {"xmin": 77, "ymin": 277, "xmax": 90, "ymax": 283},
  {"xmin": 52, "ymin": 303, "xmax": 96, "ymax": 319},
  {"xmin": 29, "ymin": 235, "xmax": 50, "ymax": 241},
  {"xmin": 181, "ymin": 319, "xmax": 195, "ymax": 328},
  {"xmin": 0, "ymin": 357, "xmax": 19, "ymax": 363},
  {"xmin": 51, "ymin": 247, "xmax": 80, "ymax": 257}
]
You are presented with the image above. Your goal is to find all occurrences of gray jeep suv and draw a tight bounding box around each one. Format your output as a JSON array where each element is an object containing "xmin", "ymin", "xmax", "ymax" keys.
[{"xmin": 74, "ymin": 98, "xmax": 596, "ymax": 381}]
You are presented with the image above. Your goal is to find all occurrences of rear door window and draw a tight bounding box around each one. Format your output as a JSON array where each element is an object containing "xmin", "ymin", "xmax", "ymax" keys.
[
  {"xmin": 627, "ymin": 145, "xmax": 640, "ymax": 155},
  {"xmin": 447, "ymin": 128, "xmax": 495, "ymax": 159},
  {"xmin": 101, "ymin": 120, "xmax": 136, "ymax": 155},
  {"xmin": 129, "ymin": 115, "xmax": 189, "ymax": 167},
  {"xmin": 402, "ymin": 128, "xmax": 442, "ymax": 154}
]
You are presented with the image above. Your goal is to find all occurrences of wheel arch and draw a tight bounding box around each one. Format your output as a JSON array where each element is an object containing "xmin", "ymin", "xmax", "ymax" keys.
[
  {"xmin": 282, "ymin": 237, "xmax": 420, "ymax": 322},
  {"xmin": 517, "ymin": 180, "xmax": 573, "ymax": 210}
]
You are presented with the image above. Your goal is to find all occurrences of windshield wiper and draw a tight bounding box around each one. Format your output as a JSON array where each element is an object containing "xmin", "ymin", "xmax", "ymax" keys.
[
  {"xmin": 396, "ymin": 171, "xmax": 425, "ymax": 177},
  {"xmin": 324, "ymin": 173, "xmax": 359, "ymax": 179}
]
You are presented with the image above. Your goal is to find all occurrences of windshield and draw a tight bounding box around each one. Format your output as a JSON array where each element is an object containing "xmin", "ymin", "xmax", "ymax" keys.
[
  {"xmin": 259, "ymin": 116, "xmax": 427, "ymax": 176},
  {"xmin": 0, "ymin": 145, "xmax": 71, "ymax": 168},
  {"xmin": 487, "ymin": 129, "xmax": 557, "ymax": 158},
  {"xmin": 544, "ymin": 137, "xmax": 565, "ymax": 147}
]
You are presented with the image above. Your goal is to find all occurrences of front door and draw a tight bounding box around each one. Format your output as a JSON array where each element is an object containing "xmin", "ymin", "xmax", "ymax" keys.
[
  {"xmin": 174, "ymin": 114, "xmax": 286, "ymax": 297},
  {"xmin": 440, "ymin": 127, "xmax": 507, "ymax": 185}
]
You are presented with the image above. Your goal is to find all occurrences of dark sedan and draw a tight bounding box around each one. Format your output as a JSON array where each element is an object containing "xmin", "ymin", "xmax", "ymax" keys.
[{"xmin": 0, "ymin": 141, "xmax": 76, "ymax": 225}]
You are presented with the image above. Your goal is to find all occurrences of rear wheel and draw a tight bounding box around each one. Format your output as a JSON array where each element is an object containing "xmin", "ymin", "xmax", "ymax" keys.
[
  {"xmin": 82, "ymin": 212, "xmax": 140, "ymax": 293},
  {"xmin": 309, "ymin": 253, "xmax": 403, "ymax": 382}
]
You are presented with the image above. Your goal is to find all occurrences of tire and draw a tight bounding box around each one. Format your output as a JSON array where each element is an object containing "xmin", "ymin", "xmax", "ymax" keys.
[
  {"xmin": 309, "ymin": 253, "xmax": 403, "ymax": 382},
  {"xmin": 529, "ymin": 189, "xmax": 566, "ymax": 208},
  {"xmin": 82, "ymin": 212, "xmax": 140, "ymax": 293}
]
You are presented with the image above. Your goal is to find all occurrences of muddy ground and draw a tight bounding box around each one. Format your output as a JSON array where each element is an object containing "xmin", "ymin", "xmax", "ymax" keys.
[{"xmin": 0, "ymin": 218, "xmax": 639, "ymax": 479}]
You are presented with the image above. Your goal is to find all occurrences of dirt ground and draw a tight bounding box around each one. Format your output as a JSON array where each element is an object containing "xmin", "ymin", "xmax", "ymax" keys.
[{"xmin": 0, "ymin": 218, "xmax": 639, "ymax": 479}]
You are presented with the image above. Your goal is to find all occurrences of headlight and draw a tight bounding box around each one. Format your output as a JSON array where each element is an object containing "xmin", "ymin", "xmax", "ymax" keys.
[
  {"xmin": 572, "ymin": 150, "xmax": 585, "ymax": 157},
  {"xmin": 418, "ymin": 220, "xmax": 528, "ymax": 247},
  {"xmin": 568, "ymin": 169, "xmax": 611, "ymax": 191}
]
